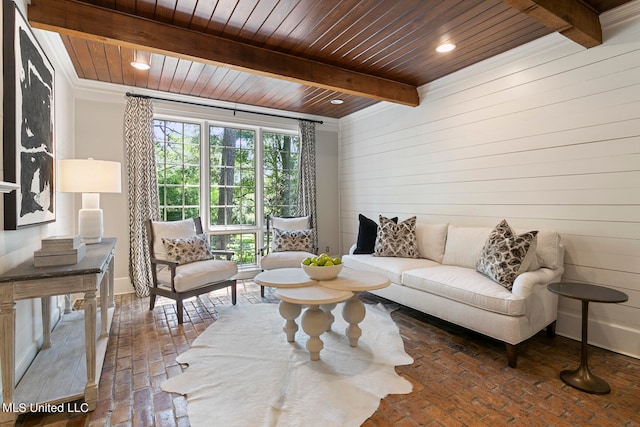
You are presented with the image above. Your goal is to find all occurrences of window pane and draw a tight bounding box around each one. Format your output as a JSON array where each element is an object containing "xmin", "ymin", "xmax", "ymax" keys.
[
  {"xmin": 263, "ymin": 131, "xmax": 300, "ymax": 218},
  {"xmin": 154, "ymin": 119, "xmax": 201, "ymax": 221},
  {"xmin": 209, "ymin": 126, "xmax": 256, "ymax": 227},
  {"xmin": 210, "ymin": 233, "xmax": 257, "ymax": 265},
  {"xmin": 184, "ymin": 186, "xmax": 200, "ymax": 205}
]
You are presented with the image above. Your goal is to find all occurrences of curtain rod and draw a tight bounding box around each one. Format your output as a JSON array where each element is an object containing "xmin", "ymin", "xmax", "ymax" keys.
[{"xmin": 125, "ymin": 92, "xmax": 324, "ymax": 125}]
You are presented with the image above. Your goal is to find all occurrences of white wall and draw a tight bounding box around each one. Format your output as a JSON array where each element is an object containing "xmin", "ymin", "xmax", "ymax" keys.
[
  {"xmin": 339, "ymin": 2, "xmax": 640, "ymax": 359},
  {"xmin": 73, "ymin": 96, "xmax": 130, "ymax": 292},
  {"xmin": 0, "ymin": 0, "xmax": 76, "ymax": 396}
]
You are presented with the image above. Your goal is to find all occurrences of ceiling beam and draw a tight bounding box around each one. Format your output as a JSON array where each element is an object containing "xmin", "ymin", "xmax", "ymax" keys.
[
  {"xmin": 28, "ymin": 0, "xmax": 419, "ymax": 107},
  {"xmin": 503, "ymin": 0, "xmax": 602, "ymax": 48}
]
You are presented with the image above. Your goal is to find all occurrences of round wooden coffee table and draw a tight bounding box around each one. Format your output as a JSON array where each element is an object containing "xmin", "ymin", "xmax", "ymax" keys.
[
  {"xmin": 548, "ymin": 282, "xmax": 628, "ymax": 394},
  {"xmin": 276, "ymin": 285, "xmax": 353, "ymax": 361},
  {"xmin": 321, "ymin": 268, "xmax": 390, "ymax": 347},
  {"xmin": 254, "ymin": 267, "xmax": 390, "ymax": 360}
]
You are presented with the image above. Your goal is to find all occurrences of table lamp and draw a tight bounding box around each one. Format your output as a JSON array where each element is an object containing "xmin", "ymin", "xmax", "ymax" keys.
[{"xmin": 58, "ymin": 158, "xmax": 122, "ymax": 244}]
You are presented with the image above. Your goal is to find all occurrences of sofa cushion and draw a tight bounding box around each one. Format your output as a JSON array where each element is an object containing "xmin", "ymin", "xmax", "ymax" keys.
[
  {"xmin": 272, "ymin": 228, "xmax": 314, "ymax": 252},
  {"xmin": 402, "ymin": 265, "xmax": 527, "ymax": 316},
  {"xmin": 441, "ymin": 225, "xmax": 491, "ymax": 268},
  {"xmin": 374, "ymin": 216, "xmax": 420, "ymax": 258},
  {"xmin": 342, "ymin": 254, "xmax": 439, "ymax": 284},
  {"xmin": 415, "ymin": 223, "xmax": 448, "ymax": 263},
  {"xmin": 476, "ymin": 220, "xmax": 538, "ymax": 290},
  {"xmin": 162, "ymin": 233, "xmax": 213, "ymax": 265},
  {"xmin": 157, "ymin": 259, "xmax": 238, "ymax": 292},
  {"xmin": 354, "ymin": 214, "xmax": 397, "ymax": 254}
]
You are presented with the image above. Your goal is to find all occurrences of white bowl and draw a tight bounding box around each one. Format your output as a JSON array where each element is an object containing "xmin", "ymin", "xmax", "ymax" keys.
[{"xmin": 301, "ymin": 263, "xmax": 343, "ymax": 280}]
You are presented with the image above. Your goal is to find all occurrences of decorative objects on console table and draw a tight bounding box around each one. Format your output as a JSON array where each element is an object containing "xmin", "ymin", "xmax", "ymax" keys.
[
  {"xmin": 548, "ymin": 282, "xmax": 629, "ymax": 394},
  {"xmin": 0, "ymin": 238, "xmax": 116, "ymax": 426},
  {"xmin": 58, "ymin": 158, "xmax": 122, "ymax": 244},
  {"xmin": 34, "ymin": 235, "xmax": 86, "ymax": 267}
]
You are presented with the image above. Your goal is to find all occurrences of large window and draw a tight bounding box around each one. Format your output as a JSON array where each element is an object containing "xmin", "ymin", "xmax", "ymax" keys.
[{"xmin": 154, "ymin": 118, "xmax": 300, "ymax": 269}]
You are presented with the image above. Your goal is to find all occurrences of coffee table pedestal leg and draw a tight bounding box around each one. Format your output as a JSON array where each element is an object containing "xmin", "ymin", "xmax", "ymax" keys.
[
  {"xmin": 561, "ymin": 300, "xmax": 610, "ymax": 394},
  {"xmin": 279, "ymin": 301, "xmax": 302, "ymax": 342},
  {"xmin": 301, "ymin": 305, "xmax": 328, "ymax": 361},
  {"xmin": 320, "ymin": 303, "xmax": 337, "ymax": 331},
  {"xmin": 342, "ymin": 293, "xmax": 366, "ymax": 347}
]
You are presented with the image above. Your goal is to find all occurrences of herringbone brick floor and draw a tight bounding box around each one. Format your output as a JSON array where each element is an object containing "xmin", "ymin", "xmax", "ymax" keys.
[{"xmin": 14, "ymin": 281, "xmax": 640, "ymax": 426}]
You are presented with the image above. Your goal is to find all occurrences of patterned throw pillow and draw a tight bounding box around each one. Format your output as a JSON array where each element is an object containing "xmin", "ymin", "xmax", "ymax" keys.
[
  {"xmin": 272, "ymin": 228, "xmax": 314, "ymax": 252},
  {"xmin": 162, "ymin": 234, "xmax": 213, "ymax": 265},
  {"xmin": 374, "ymin": 216, "xmax": 420, "ymax": 258},
  {"xmin": 476, "ymin": 220, "xmax": 538, "ymax": 290}
]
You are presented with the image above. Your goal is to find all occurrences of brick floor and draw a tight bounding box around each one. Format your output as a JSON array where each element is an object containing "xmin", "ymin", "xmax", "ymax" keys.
[{"xmin": 14, "ymin": 281, "xmax": 640, "ymax": 426}]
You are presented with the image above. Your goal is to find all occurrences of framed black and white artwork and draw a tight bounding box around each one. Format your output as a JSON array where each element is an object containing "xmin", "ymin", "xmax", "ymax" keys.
[{"xmin": 3, "ymin": 0, "xmax": 55, "ymax": 229}]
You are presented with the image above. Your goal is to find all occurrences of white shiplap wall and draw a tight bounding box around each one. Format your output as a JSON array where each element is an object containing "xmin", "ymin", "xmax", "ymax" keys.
[{"xmin": 339, "ymin": 2, "xmax": 640, "ymax": 359}]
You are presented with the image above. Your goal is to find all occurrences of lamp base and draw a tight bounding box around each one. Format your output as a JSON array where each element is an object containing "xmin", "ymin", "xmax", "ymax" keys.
[{"xmin": 79, "ymin": 208, "xmax": 103, "ymax": 244}]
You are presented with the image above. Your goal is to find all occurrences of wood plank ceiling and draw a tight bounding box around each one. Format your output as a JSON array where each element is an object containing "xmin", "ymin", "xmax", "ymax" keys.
[{"xmin": 29, "ymin": 0, "xmax": 632, "ymax": 119}]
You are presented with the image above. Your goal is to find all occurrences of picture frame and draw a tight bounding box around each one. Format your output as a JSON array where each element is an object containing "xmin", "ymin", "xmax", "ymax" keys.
[{"xmin": 3, "ymin": 0, "xmax": 55, "ymax": 229}]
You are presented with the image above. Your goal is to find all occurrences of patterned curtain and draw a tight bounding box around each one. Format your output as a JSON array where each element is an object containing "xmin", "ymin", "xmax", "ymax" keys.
[
  {"xmin": 296, "ymin": 120, "xmax": 318, "ymax": 251},
  {"xmin": 124, "ymin": 97, "xmax": 160, "ymax": 297}
]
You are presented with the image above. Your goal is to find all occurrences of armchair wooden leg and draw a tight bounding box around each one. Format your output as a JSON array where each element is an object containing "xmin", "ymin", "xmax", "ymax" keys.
[
  {"xmin": 149, "ymin": 293, "xmax": 157, "ymax": 311},
  {"xmin": 505, "ymin": 343, "xmax": 517, "ymax": 368},
  {"xmin": 176, "ymin": 299, "xmax": 184, "ymax": 324},
  {"xmin": 231, "ymin": 283, "xmax": 237, "ymax": 305}
]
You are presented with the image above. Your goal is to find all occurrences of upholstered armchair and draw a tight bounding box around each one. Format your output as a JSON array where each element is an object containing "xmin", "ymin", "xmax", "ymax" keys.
[
  {"xmin": 147, "ymin": 217, "xmax": 238, "ymax": 324},
  {"xmin": 258, "ymin": 215, "xmax": 316, "ymax": 296}
]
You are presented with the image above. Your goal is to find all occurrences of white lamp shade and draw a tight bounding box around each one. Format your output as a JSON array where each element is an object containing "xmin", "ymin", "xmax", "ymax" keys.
[
  {"xmin": 58, "ymin": 159, "xmax": 122, "ymax": 193},
  {"xmin": 58, "ymin": 158, "xmax": 122, "ymax": 244}
]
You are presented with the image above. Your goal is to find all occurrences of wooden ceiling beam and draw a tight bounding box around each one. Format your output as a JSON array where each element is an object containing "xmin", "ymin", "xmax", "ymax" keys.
[
  {"xmin": 28, "ymin": 0, "xmax": 419, "ymax": 107},
  {"xmin": 503, "ymin": 0, "xmax": 602, "ymax": 48}
]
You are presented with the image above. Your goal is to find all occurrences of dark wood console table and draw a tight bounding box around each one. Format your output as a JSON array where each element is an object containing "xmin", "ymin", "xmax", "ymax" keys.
[
  {"xmin": 548, "ymin": 282, "xmax": 628, "ymax": 394},
  {"xmin": 0, "ymin": 238, "xmax": 116, "ymax": 426}
]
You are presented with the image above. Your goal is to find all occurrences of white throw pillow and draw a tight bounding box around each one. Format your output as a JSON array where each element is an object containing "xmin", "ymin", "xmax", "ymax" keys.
[
  {"xmin": 441, "ymin": 225, "xmax": 491, "ymax": 268},
  {"xmin": 415, "ymin": 223, "xmax": 449, "ymax": 263}
]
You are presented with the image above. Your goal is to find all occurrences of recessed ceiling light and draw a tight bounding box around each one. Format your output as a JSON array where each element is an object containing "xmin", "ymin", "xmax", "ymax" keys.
[
  {"xmin": 130, "ymin": 61, "xmax": 151, "ymax": 70},
  {"xmin": 436, "ymin": 43, "xmax": 456, "ymax": 53},
  {"xmin": 330, "ymin": 99, "xmax": 344, "ymax": 105}
]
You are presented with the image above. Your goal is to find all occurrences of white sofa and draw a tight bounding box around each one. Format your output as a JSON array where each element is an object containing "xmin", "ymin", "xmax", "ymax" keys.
[{"xmin": 343, "ymin": 222, "xmax": 565, "ymax": 367}]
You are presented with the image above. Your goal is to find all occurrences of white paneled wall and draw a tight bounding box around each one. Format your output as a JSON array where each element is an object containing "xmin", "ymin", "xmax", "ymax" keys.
[{"xmin": 339, "ymin": 2, "xmax": 640, "ymax": 358}]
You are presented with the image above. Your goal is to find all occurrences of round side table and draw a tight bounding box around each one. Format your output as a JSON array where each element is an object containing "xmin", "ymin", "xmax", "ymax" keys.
[{"xmin": 548, "ymin": 282, "xmax": 628, "ymax": 394}]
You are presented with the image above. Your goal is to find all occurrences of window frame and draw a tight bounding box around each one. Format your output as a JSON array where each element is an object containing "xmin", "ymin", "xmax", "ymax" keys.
[{"xmin": 154, "ymin": 112, "xmax": 301, "ymax": 269}]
